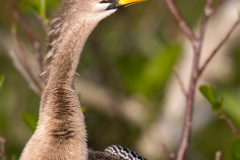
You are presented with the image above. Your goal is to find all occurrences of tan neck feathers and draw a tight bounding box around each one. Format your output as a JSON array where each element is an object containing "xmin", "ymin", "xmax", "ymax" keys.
[{"xmin": 20, "ymin": 1, "xmax": 116, "ymax": 159}]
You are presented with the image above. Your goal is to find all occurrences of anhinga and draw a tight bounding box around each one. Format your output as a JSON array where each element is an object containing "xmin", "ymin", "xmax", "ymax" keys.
[{"xmin": 20, "ymin": 0, "xmax": 146, "ymax": 159}]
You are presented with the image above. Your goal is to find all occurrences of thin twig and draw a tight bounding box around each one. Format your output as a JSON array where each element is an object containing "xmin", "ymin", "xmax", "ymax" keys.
[
  {"xmin": 198, "ymin": 0, "xmax": 212, "ymax": 45},
  {"xmin": 176, "ymin": 38, "xmax": 200, "ymax": 160},
  {"xmin": 162, "ymin": 143, "xmax": 175, "ymax": 159},
  {"xmin": 8, "ymin": 50, "xmax": 41, "ymax": 96},
  {"xmin": 197, "ymin": 20, "xmax": 240, "ymax": 78},
  {"xmin": 169, "ymin": 0, "xmax": 226, "ymax": 159},
  {"xmin": 219, "ymin": 113, "xmax": 240, "ymax": 139},
  {"xmin": 167, "ymin": 3, "xmax": 216, "ymax": 157},
  {"xmin": 0, "ymin": 135, "xmax": 6, "ymax": 160},
  {"xmin": 215, "ymin": 151, "xmax": 221, "ymax": 160},
  {"xmin": 173, "ymin": 66, "xmax": 187, "ymax": 97},
  {"xmin": 11, "ymin": 28, "xmax": 43, "ymax": 89},
  {"xmin": 175, "ymin": 10, "xmax": 204, "ymax": 160},
  {"xmin": 9, "ymin": 0, "xmax": 43, "ymax": 72},
  {"xmin": 165, "ymin": 0, "xmax": 197, "ymax": 49}
]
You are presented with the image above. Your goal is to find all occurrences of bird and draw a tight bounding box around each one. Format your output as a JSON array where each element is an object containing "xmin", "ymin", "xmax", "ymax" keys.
[
  {"xmin": 19, "ymin": 0, "xmax": 146, "ymax": 160},
  {"xmin": 88, "ymin": 145, "xmax": 147, "ymax": 160},
  {"xmin": 104, "ymin": 145, "xmax": 147, "ymax": 160}
]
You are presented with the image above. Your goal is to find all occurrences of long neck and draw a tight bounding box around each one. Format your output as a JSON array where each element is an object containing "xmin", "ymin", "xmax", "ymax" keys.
[
  {"xmin": 41, "ymin": 17, "xmax": 98, "ymax": 155},
  {"xmin": 45, "ymin": 18, "xmax": 97, "ymax": 88},
  {"xmin": 21, "ymin": 16, "xmax": 99, "ymax": 160}
]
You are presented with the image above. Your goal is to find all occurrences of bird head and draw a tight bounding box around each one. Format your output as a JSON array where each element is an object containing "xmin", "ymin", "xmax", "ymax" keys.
[
  {"xmin": 59, "ymin": 0, "xmax": 145, "ymax": 22},
  {"xmin": 100, "ymin": 0, "xmax": 146, "ymax": 10},
  {"xmin": 84, "ymin": 0, "xmax": 146, "ymax": 20}
]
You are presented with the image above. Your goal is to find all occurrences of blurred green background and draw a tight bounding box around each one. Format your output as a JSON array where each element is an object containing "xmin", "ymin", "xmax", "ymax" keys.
[{"xmin": 1, "ymin": 0, "xmax": 240, "ymax": 159}]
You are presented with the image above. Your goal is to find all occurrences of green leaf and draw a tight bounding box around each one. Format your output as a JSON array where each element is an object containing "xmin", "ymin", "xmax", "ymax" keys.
[
  {"xmin": 126, "ymin": 45, "xmax": 181, "ymax": 97},
  {"xmin": 39, "ymin": 0, "xmax": 49, "ymax": 24},
  {"xmin": 24, "ymin": 0, "xmax": 39, "ymax": 15},
  {"xmin": 212, "ymin": 98, "xmax": 223, "ymax": 114},
  {"xmin": 23, "ymin": 0, "xmax": 48, "ymax": 24},
  {"xmin": 199, "ymin": 85, "xmax": 216, "ymax": 104},
  {"xmin": 0, "ymin": 75, "xmax": 4, "ymax": 90},
  {"xmin": 199, "ymin": 85, "xmax": 222, "ymax": 113},
  {"xmin": 39, "ymin": 0, "xmax": 46, "ymax": 18},
  {"xmin": 222, "ymin": 91, "xmax": 240, "ymax": 126},
  {"xmin": 22, "ymin": 113, "xmax": 38, "ymax": 133},
  {"xmin": 231, "ymin": 138, "xmax": 240, "ymax": 160}
]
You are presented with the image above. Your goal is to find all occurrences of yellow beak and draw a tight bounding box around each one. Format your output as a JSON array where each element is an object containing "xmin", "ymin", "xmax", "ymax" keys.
[
  {"xmin": 101, "ymin": 0, "xmax": 145, "ymax": 10},
  {"xmin": 118, "ymin": 0, "xmax": 145, "ymax": 6}
]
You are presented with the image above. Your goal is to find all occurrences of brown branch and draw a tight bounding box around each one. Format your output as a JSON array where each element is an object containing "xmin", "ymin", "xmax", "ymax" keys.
[
  {"xmin": 165, "ymin": 0, "xmax": 197, "ymax": 49},
  {"xmin": 162, "ymin": 143, "xmax": 175, "ymax": 159},
  {"xmin": 166, "ymin": 0, "xmax": 229, "ymax": 159},
  {"xmin": 197, "ymin": 20, "xmax": 240, "ymax": 78},
  {"xmin": 219, "ymin": 113, "xmax": 240, "ymax": 139},
  {"xmin": 173, "ymin": 66, "xmax": 187, "ymax": 97},
  {"xmin": 9, "ymin": 0, "xmax": 43, "ymax": 72},
  {"xmin": 176, "ymin": 41, "xmax": 200, "ymax": 160},
  {"xmin": 8, "ymin": 50, "xmax": 41, "ymax": 96},
  {"xmin": 175, "ymin": 8, "xmax": 205, "ymax": 160},
  {"xmin": 166, "ymin": 3, "xmax": 217, "ymax": 157},
  {"xmin": 196, "ymin": 0, "xmax": 228, "ymax": 77},
  {"xmin": 215, "ymin": 151, "xmax": 221, "ymax": 160},
  {"xmin": 0, "ymin": 135, "xmax": 6, "ymax": 160},
  {"xmin": 198, "ymin": 0, "xmax": 212, "ymax": 44},
  {"xmin": 11, "ymin": 28, "xmax": 43, "ymax": 90}
]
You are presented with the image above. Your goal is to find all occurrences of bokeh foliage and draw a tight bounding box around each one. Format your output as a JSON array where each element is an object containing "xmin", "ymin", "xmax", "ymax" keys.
[{"xmin": 0, "ymin": 0, "xmax": 240, "ymax": 159}]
